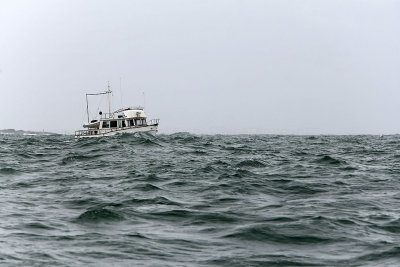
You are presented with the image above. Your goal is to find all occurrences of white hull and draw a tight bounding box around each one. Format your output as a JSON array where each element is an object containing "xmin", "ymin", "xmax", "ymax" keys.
[{"xmin": 75, "ymin": 125, "xmax": 158, "ymax": 138}]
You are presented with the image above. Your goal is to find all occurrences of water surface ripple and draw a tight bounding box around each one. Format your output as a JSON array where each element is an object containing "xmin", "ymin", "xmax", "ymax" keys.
[{"xmin": 1, "ymin": 133, "xmax": 400, "ymax": 266}]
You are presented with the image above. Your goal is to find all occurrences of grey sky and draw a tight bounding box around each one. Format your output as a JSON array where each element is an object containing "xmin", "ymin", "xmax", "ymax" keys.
[{"xmin": 0, "ymin": 0, "xmax": 399, "ymax": 134}]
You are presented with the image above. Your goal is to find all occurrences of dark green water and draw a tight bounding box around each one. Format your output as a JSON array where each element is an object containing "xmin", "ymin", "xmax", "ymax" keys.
[{"xmin": 1, "ymin": 133, "xmax": 400, "ymax": 266}]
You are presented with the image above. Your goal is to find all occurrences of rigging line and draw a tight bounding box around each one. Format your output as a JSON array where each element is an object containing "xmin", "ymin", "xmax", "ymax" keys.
[
  {"xmin": 95, "ymin": 94, "xmax": 104, "ymax": 115},
  {"xmin": 89, "ymin": 109, "xmax": 95, "ymax": 121},
  {"xmin": 81, "ymin": 104, "xmax": 87, "ymax": 126}
]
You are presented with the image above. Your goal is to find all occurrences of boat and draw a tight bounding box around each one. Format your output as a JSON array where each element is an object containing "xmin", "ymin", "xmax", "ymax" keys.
[{"xmin": 74, "ymin": 83, "xmax": 159, "ymax": 138}]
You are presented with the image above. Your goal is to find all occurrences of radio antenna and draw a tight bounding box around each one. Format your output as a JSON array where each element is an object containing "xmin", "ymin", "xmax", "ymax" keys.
[
  {"xmin": 142, "ymin": 91, "xmax": 146, "ymax": 109},
  {"xmin": 119, "ymin": 76, "xmax": 123, "ymax": 108}
]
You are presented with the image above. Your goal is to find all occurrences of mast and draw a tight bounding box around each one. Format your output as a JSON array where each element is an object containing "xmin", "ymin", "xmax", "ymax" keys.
[{"xmin": 86, "ymin": 94, "xmax": 89, "ymax": 123}]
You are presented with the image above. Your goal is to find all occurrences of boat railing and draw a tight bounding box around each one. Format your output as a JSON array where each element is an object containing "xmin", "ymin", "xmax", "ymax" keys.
[
  {"xmin": 75, "ymin": 128, "xmax": 123, "ymax": 137},
  {"xmin": 75, "ymin": 128, "xmax": 110, "ymax": 137},
  {"xmin": 147, "ymin": 119, "xmax": 160, "ymax": 125}
]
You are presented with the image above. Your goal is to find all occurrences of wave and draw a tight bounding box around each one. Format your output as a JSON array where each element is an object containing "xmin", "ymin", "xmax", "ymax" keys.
[
  {"xmin": 60, "ymin": 153, "xmax": 102, "ymax": 165},
  {"xmin": 0, "ymin": 167, "xmax": 18, "ymax": 174},
  {"xmin": 374, "ymin": 218, "xmax": 400, "ymax": 234},
  {"xmin": 147, "ymin": 209, "xmax": 239, "ymax": 224},
  {"xmin": 75, "ymin": 208, "xmax": 124, "ymax": 223},
  {"xmin": 23, "ymin": 222, "xmax": 55, "ymax": 230},
  {"xmin": 315, "ymin": 155, "xmax": 345, "ymax": 165},
  {"xmin": 223, "ymin": 223, "xmax": 335, "ymax": 244},
  {"xmin": 284, "ymin": 184, "xmax": 328, "ymax": 194},
  {"xmin": 354, "ymin": 246, "xmax": 400, "ymax": 263},
  {"xmin": 123, "ymin": 196, "xmax": 181, "ymax": 206},
  {"xmin": 134, "ymin": 183, "xmax": 162, "ymax": 191},
  {"xmin": 236, "ymin": 159, "xmax": 266, "ymax": 168}
]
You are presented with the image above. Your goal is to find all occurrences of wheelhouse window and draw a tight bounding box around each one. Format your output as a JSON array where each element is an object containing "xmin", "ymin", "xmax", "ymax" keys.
[
  {"xmin": 102, "ymin": 121, "xmax": 110, "ymax": 128},
  {"xmin": 129, "ymin": 120, "xmax": 134, "ymax": 126},
  {"xmin": 122, "ymin": 121, "xmax": 126, "ymax": 128},
  {"xmin": 142, "ymin": 119, "xmax": 147, "ymax": 125},
  {"xmin": 136, "ymin": 119, "xmax": 142, "ymax": 126},
  {"xmin": 110, "ymin": 120, "xmax": 117, "ymax": 128}
]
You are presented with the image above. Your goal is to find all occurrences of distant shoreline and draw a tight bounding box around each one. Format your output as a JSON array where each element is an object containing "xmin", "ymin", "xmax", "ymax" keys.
[{"xmin": 0, "ymin": 129, "xmax": 58, "ymax": 136}]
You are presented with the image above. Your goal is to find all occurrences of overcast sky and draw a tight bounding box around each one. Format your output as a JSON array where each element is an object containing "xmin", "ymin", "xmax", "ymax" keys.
[{"xmin": 0, "ymin": 0, "xmax": 399, "ymax": 134}]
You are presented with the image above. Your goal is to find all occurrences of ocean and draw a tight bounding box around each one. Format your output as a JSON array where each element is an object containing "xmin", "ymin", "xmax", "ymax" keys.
[{"xmin": 1, "ymin": 133, "xmax": 399, "ymax": 266}]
